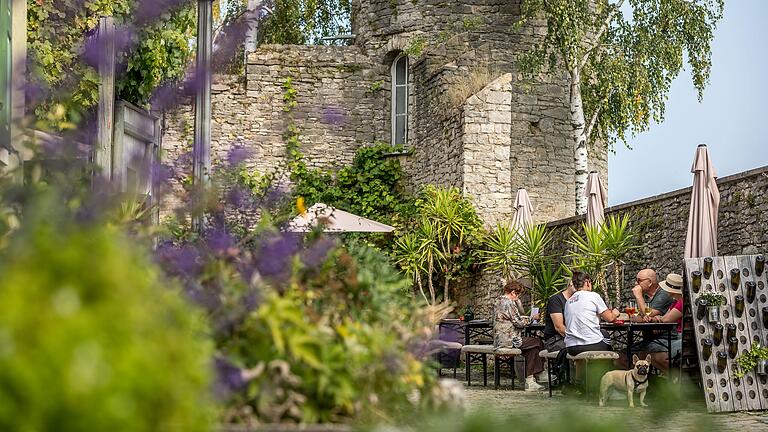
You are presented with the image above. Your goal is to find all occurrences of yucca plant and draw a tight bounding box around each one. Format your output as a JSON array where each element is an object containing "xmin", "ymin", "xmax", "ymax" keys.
[
  {"xmin": 601, "ymin": 214, "xmax": 639, "ymax": 306},
  {"xmin": 417, "ymin": 185, "xmax": 483, "ymax": 302},
  {"xmin": 480, "ymin": 222, "xmax": 519, "ymax": 280},
  {"xmin": 392, "ymin": 232, "xmax": 429, "ymax": 304},
  {"xmin": 567, "ymin": 223, "xmax": 609, "ymax": 297},
  {"xmin": 530, "ymin": 259, "xmax": 567, "ymax": 310}
]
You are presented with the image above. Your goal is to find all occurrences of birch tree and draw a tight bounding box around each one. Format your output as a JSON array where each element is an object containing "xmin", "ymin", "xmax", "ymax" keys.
[{"xmin": 516, "ymin": 0, "xmax": 724, "ymax": 214}]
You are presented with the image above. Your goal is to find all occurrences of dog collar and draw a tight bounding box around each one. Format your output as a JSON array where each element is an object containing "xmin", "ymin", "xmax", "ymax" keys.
[{"xmin": 632, "ymin": 374, "xmax": 648, "ymax": 390}]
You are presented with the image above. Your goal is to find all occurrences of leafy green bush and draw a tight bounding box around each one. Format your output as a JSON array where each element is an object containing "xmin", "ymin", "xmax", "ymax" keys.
[
  {"xmin": 217, "ymin": 239, "xmax": 444, "ymax": 425},
  {"xmin": 0, "ymin": 192, "xmax": 213, "ymax": 431}
]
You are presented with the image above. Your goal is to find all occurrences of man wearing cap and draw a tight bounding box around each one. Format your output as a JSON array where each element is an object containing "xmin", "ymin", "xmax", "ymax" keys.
[
  {"xmin": 632, "ymin": 269, "xmax": 675, "ymax": 318},
  {"xmin": 639, "ymin": 273, "xmax": 684, "ymax": 373}
]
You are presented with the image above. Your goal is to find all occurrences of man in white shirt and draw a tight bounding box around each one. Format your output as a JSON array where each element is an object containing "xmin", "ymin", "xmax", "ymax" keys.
[{"xmin": 564, "ymin": 271, "xmax": 620, "ymax": 356}]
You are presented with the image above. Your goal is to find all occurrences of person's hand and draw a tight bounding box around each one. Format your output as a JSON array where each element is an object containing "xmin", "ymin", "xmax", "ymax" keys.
[
  {"xmin": 612, "ymin": 308, "xmax": 620, "ymax": 317},
  {"xmin": 531, "ymin": 312, "xmax": 540, "ymax": 321},
  {"xmin": 631, "ymin": 284, "xmax": 643, "ymax": 298},
  {"xmin": 642, "ymin": 315, "xmax": 652, "ymax": 323}
]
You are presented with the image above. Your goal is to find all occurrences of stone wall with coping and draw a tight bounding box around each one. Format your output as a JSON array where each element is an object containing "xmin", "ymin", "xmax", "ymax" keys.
[
  {"xmin": 546, "ymin": 165, "xmax": 768, "ymax": 291},
  {"xmin": 160, "ymin": 45, "xmax": 388, "ymax": 215}
]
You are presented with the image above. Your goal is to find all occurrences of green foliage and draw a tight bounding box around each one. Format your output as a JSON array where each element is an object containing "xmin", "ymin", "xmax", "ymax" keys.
[
  {"xmin": 404, "ymin": 35, "xmax": 426, "ymax": 57},
  {"xmin": 116, "ymin": 6, "xmax": 197, "ymax": 105},
  {"xmin": 219, "ymin": 240, "xmax": 445, "ymax": 424},
  {"xmin": 699, "ymin": 290, "xmax": 725, "ymax": 307},
  {"xmin": 461, "ymin": 16, "xmax": 483, "ymax": 30},
  {"xmin": 366, "ymin": 79, "xmax": 386, "ymax": 94},
  {"xmin": 481, "ymin": 223, "xmax": 564, "ymax": 306},
  {"xmin": 735, "ymin": 343, "xmax": 768, "ymax": 379},
  {"xmin": 566, "ymin": 216, "xmax": 637, "ymax": 303},
  {"xmin": 27, "ymin": 0, "xmax": 196, "ymax": 129},
  {"xmin": 392, "ymin": 186, "xmax": 484, "ymax": 304},
  {"xmin": 260, "ymin": 0, "xmax": 351, "ymax": 45},
  {"xmin": 0, "ymin": 190, "xmax": 213, "ymax": 431},
  {"xmin": 516, "ymin": 0, "xmax": 724, "ymax": 148},
  {"xmin": 288, "ymin": 143, "xmax": 416, "ymax": 231}
]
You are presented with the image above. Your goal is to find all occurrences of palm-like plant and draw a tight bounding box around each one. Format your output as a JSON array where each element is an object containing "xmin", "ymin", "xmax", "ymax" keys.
[
  {"xmin": 529, "ymin": 259, "xmax": 567, "ymax": 310},
  {"xmin": 479, "ymin": 222, "xmax": 518, "ymax": 280},
  {"xmin": 392, "ymin": 232, "xmax": 428, "ymax": 304},
  {"xmin": 418, "ymin": 185, "xmax": 483, "ymax": 302},
  {"xmin": 567, "ymin": 223, "xmax": 609, "ymax": 297},
  {"xmin": 601, "ymin": 214, "xmax": 639, "ymax": 306},
  {"xmin": 567, "ymin": 215, "xmax": 638, "ymax": 305}
]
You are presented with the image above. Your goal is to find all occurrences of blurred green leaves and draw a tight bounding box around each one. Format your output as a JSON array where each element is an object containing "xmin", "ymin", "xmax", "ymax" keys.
[{"xmin": 0, "ymin": 189, "xmax": 213, "ymax": 431}]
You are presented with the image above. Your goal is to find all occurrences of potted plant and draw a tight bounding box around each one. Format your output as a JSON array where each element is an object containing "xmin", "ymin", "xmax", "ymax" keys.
[
  {"xmin": 735, "ymin": 342, "xmax": 768, "ymax": 378},
  {"xmin": 699, "ymin": 291, "xmax": 725, "ymax": 323}
]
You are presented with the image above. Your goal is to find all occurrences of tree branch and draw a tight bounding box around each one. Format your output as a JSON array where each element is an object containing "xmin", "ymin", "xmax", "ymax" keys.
[
  {"xmin": 579, "ymin": 0, "xmax": 625, "ymax": 70},
  {"xmin": 584, "ymin": 91, "xmax": 612, "ymax": 144}
]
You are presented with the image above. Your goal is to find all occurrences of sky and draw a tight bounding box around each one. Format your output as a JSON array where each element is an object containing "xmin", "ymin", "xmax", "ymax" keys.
[{"xmin": 607, "ymin": 0, "xmax": 768, "ymax": 206}]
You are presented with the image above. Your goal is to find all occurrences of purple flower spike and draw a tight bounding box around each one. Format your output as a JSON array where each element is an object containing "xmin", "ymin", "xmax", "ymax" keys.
[
  {"xmin": 301, "ymin": 237, "xmax": 337, "ymax": 269},
  {"xmin": 255, "ymin": 233, "xmax": 302, "ymax": 281}
]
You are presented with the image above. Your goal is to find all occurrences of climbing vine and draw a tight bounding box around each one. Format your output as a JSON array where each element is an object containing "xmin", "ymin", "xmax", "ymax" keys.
[{"xmin": 26, "ymin": 0, "xmax": 196, "ymax": 129}]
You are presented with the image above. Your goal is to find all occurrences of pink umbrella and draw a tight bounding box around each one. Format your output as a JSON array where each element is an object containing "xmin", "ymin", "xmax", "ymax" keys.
[
  {"xmin": 584, "ymin": 171, "xmax": 607, "ymax": 228},
  {"xmin": 685, "ymin": 144, "xmax": 720, "ymax": 258},
  {"xmin": 512, "ymin": 188, "xmax": 533, "ymax": 233}
]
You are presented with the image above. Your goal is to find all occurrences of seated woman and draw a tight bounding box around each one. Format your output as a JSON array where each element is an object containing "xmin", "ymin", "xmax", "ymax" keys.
[
  {"xmin": 493, "ymin": 279, "xmax": 545, "ymax": 391},
  {"xmin": 564, "ymin": 271, "xmax": 620, "ymax": 356},
  {"xmin": 641, "ymin": 273, "xmax": 684, "ymax": 373}
]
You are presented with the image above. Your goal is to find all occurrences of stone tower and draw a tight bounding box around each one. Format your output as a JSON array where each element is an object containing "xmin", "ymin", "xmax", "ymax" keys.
[{"xmin": 351, "ymin": 0, "xmax": 608, "ymax": 224}]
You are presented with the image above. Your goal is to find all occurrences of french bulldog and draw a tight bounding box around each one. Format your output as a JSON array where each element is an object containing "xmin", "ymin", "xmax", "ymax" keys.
[{"xmin": 599, "ymin": 354, "xmax": 651, "ymax": 408}]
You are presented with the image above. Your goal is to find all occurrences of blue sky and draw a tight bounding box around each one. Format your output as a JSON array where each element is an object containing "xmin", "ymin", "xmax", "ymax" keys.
[{"xmin": 608, "ymin": 0, "xmax": 768, "ymax": 206}]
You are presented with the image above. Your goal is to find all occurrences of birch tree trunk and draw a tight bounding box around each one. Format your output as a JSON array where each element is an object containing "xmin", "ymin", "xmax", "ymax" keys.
[{"xmin": 569, "ymin": 69, "xmax": 589, "ymax": 215}]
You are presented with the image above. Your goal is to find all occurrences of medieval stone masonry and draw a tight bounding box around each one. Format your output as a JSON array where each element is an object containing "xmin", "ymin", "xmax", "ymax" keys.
[{"xmin": 161, "ymin": 0, "xmax": 609, "ymax": 224}]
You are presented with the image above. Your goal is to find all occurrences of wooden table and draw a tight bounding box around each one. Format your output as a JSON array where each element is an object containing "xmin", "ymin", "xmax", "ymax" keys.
[{"xmin": 524, "ymin": 322, "xmax": 677, "ymax": 370}]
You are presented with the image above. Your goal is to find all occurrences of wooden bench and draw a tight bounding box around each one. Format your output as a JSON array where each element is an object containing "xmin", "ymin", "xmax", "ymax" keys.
[
  {"xmin": 460, "ymin": 344, "xmax": 494, "ymax": 386},
  {"xmin": 539, "ymin": 349, "xmax": 560, "ymax": 397},
  {"xmin": 493, "ymin": 347, "xmax": 523, "ymax": 390}
]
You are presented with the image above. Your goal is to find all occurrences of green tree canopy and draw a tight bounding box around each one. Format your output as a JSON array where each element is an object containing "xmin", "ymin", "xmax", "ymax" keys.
[
  {"xmin": 259, "ymin": 0, "xmax": 351, "ymax": 44},
  {"xmin": 516, "ymin": 0, "xmax": 724, "ymax": 214}
]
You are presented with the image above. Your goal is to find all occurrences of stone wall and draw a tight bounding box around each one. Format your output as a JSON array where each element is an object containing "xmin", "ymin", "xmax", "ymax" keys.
[
  {"xmin": 160, "ymin": 45, "xmax": 388, "ymax": 214},
  {"xmin": 547, "ymin": 165, "xmax": 768, "ymax": 290},
  {"xmin": 461, "ymin": 74, "xmax": 513, "ymax": 225}
]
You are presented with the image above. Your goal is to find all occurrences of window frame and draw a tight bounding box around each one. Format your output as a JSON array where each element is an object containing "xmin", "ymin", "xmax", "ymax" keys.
[{"xmin": 390, "ymin": 53, "xmax": 408, "ymax": 146}]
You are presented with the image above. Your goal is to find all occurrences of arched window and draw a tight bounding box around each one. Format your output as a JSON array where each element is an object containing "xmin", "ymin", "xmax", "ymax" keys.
[{"xmin": 391, "ymin": 53, "xmax": 408, "ymax": 146}]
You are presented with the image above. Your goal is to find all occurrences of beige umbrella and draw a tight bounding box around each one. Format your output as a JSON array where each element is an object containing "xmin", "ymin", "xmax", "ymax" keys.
[
  {"xmin": 685, "ymin": 144, "xmax": 720, "ymax": 258},
  {"xmin": 584, "ymin": 171, "xmax": 607, "ymax": 228},
  {"xmin": 512, "ymin": 188, "xmax": 533, "ymax": 233},
  {"xmin": 285, "ymin": 203, "xmax": 395, "ymax": 233}
]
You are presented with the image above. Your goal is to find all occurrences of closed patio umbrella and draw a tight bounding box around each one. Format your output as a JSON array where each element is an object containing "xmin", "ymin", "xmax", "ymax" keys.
[
  {"xmin": 285, "ymin": 203, "xmax": 395, "ymax": 233},
  {"xmin": 512, "ymin": 188, "xmax": 533, "ymax": 233},
  {"xmin": 585, "ymin": 171, "xmax": 607, "ymax": 228},
  {"xmin": 685, "ymin": 144, "xmax": 720, "ymax": 258}
]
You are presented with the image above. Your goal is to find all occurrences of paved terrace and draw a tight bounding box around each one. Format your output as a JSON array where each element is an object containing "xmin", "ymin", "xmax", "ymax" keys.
[{"xmin": 463, "ymin": 383, "xmax": 768, "ymax": 431}]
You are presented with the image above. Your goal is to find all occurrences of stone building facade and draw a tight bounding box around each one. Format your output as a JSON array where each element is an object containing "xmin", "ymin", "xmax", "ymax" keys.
[{"xmin": 161, "ymin": 0, "xmax": 609, "ymax": 225}]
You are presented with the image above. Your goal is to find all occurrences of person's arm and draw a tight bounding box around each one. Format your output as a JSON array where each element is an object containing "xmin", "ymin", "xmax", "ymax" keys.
[
  {"xmin": 551, "ymin": 313, "xmax": 566, "ymax": 337},
  {"xmin": 599, "ymin": 308, "xmax": 621, "ymax": 322},
  {"xmin": 632, "ymin": 285, "xmax": 651, "ymax": 315},
  {"xmin": 653, "ymin": 306, "xmax": 683, "ymax": 324}
]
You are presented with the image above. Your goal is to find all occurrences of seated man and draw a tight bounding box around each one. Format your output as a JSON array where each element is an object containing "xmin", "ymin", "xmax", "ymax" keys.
[
  {"xmin": 564, "ymin": 271, "xmax": 620, "ymax": 356},
  {"xmin": 632, "ymin": 269, "xmax": 675, "ymax": 318},
  {"xmin": 543, "ymin": 279, "xmax": 575, "ymax": 383},
  {"xmin": 640, "ymin": 273, "xmax": 684, "ymax": 374}
]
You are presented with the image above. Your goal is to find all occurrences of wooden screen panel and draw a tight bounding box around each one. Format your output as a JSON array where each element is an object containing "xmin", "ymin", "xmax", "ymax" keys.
[{"xmin": 686, "ymin": 254, "xmax": 768, "ymax": 413}]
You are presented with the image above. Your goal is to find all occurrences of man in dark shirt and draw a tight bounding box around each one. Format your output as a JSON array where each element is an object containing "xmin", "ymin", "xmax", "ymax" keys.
[
  {"xmin": 543, "ymin": 279, "xmax": 576, "ymax": 352},
  {"xmin": 631, "ymin": 269, "xmax": 674, "ymax": 317}
]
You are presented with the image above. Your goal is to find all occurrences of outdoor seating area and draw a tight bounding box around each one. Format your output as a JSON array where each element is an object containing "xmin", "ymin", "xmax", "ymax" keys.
[{"xmin": 3, "ymin": 0, "xmax": 768, "ymax": 431}]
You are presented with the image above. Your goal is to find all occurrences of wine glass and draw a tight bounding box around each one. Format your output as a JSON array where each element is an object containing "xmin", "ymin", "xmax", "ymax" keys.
[
  {"xmin": 644, "ymin": 306, "xmax": 652, "ymax": 318},
  {"xmin": 625, "ymin": 300, "xmax": 637, "ymax": 322}
]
